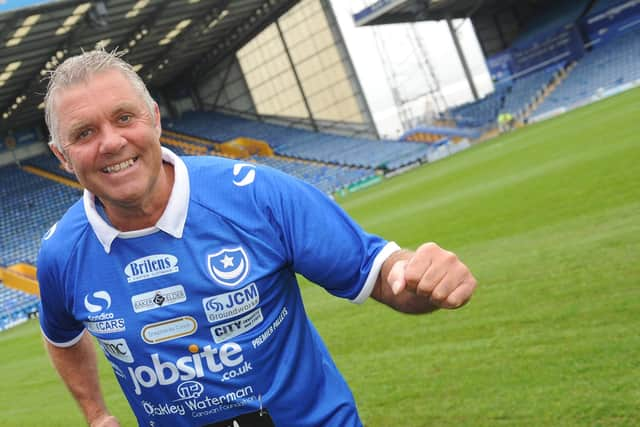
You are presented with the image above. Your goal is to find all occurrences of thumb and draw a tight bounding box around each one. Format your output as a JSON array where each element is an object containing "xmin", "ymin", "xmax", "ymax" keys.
[{"xmin": 387, "ymin": 259, "xmax": 407, "ymax": 295}]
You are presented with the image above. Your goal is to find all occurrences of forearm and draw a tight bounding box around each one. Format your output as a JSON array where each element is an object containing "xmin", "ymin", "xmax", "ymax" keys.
[{"xmin": 45, "ymin": 330, "xmax": 113, "ymax": 425}]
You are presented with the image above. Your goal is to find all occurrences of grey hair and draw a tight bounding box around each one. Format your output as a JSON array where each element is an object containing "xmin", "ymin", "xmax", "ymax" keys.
[{"xmin": 44, "ymin": 48, "xmax": 155, "ymax": 150}]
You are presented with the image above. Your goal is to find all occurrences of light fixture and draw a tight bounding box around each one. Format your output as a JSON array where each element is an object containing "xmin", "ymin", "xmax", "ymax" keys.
[
  {"xmin": 5, "ymin": 14, "xmax": 40, "ymax": 47},
  {"xmin": 55, "ymin": 3, "xmax": 91, "ymax": 35}
]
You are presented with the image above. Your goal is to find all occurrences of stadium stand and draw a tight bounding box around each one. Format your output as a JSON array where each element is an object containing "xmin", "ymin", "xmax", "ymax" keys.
[
  {"xmin": 511, "ymin": 0, "xmax": 591, "ymax": 48},
  {"xmin": 22, "ymin": 152, "xmax": 77, "ymax": 181},
  {"xmin": 400, "ymin": 125, "xmax": 481, "ymax": 143},
  {"xmin": 447, "ymin": 64, "xmax": 563, "ymax": 128},
  {"xmin": 448, "ymin": 85, "xmax": 509, "ymax": 128},
  {"xmin": 533, "ymin": 28, "xmax": 640, "ymax": 118},
  {"xmin": 502, "ymin": 64, "xmax": 564, "ymax": 118},
  {"xmin": 0, "ymin": 281, "xmax": 39, "ymax": 331},
  {"xmin": 588, "ymin": 0, "xmax": 631, "ymax": 15},
  {"xmin": 165, "ymin": 111, "xmax": 432, "ymax": 170},
  {"xmin": 0, "ymin": 164, "xmax": 81, "ymax": 266},
  {"xmin": 250, "ymin": 155, "xmax": 376, "ymax": 194}
]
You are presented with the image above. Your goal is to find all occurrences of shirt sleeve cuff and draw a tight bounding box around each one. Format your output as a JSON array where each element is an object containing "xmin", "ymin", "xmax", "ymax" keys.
[
  {"xmin": 351, "ymin": 241, "xmax": 402, "ymax": 304},
  {"xmin": 41, "ymin": 327, "xmax": 86, "ymax": 348}
]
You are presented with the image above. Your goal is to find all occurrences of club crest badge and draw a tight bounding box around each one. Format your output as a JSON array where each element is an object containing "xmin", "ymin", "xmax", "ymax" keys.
[{"xmin": 207, "ymin": 247, "xmax": 250, "ymax": 287}]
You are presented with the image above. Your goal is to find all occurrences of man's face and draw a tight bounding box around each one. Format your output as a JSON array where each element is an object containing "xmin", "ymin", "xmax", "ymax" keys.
[{"xmin": 50, "ymin": 69, "xmax": 164, "ymax": 210}]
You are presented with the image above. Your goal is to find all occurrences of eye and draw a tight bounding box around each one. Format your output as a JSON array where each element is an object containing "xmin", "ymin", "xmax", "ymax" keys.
[
  {"xmin": 118, "ymin": 113, "xmax": 133, "ymax": 124},
  {"xmin": 75, "ymin": 128, "xmax": 93, "ymax": 141}
]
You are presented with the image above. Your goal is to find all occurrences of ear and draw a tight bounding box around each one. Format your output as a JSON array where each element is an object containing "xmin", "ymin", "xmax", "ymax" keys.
[
  {"xmin": 153, "ymin": 102, "xmax": 162, "ymax": 135},
  {"xmin": 49, "ymin": 142, "xmax": 74, "ymax": 173}
]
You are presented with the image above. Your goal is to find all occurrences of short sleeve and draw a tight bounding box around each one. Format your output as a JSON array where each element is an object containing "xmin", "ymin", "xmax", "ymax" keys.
[
  {"xmin": 257, "ymin": 166, "xmax": 399, "ymax": 302},
  {"xmin": 37, "ymin": 233, "xmax": 85, "ymax": 347}
]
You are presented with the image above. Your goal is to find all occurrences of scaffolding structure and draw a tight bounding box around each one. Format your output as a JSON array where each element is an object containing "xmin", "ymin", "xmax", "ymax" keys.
[{"xmin": 371, "ymin": 23, "xmax": 448, "ymax": 131}]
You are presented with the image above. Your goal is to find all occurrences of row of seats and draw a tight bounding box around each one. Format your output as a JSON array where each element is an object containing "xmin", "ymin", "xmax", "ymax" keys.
[
  {"xmin": 0, "ymin": 282, "xmax": 39, "ymax": 331},
  {"xmin": 0, "ymin": 164, "xmax": 81, "ymax": 266},
  {"xmin": 448, "ymin": 64, "xmax": 560, "ymax": 127},
  {"xmin": 502, "ymin": 64, "xmax": 563, "ymax": 116},
  {"xmin": 23, "ymin": 153, "xmax": 76, "ymax": 180},
  {"xmin": 251, "ymin": 156, "xmax": 375, "ymax": 194},
  {"xmin": 448, "ymin": 86, "xmax": 510, "ymax": 128},
  {"xmin": 164, "ymin": 112, "xmax": 432, "ymax": 170},
  {"xmin": 534, "ymin": 28, "xmax": 640, "ymax": 117}
]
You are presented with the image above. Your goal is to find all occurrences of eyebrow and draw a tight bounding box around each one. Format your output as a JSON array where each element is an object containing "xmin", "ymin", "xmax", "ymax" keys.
[{"xmin": 64, "ymin": 102, "xmax": 140, "ymax": 139}]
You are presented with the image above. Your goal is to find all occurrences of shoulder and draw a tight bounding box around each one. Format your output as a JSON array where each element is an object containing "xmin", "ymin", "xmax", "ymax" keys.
[
  {"xmin": 183, "ymin": 155, "xmax": 297, "ymax": 204},
  {"xmin": 38, "ymin": 199, "xmax": 89, "ymax": 272}
]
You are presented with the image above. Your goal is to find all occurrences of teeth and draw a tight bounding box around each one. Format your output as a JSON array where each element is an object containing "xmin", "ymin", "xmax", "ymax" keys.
[{"xmin": 103, "ymin": 158, "xmax": 135, "ymax": 174}]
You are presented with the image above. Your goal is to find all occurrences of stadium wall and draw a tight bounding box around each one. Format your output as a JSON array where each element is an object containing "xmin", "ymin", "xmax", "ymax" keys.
[{"xmin": 166, "ymin": 0, "xmax": 379, "ymax": 140}]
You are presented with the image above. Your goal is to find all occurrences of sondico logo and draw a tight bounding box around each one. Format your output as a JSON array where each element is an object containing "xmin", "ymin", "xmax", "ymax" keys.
[
  {"xmin": 124, "ymin": 254, "xmax": 179, "ymax": 283},
  {"xmin": 128, "ymin": 343, "xmax": 249, "ymax": 396},
  {"xmin": 84, "ymin": 290, "xmax": 126, "ymax": 334},
  {"xmin": 232, "ymin": 163, "xmax": 256, "ymax": 187},
  {"xmin": 85, "ymin": 291, "xmax": 111, "ymax": 313}
]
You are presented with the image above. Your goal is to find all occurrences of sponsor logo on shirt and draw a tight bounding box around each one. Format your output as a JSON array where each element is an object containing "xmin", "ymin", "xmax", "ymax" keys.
[
  {"xmin": 98, "ymin": 337, "xmax": 134, "ymax": 363},
  {"xmin": 176, "ymin": 381, "xmax": 204, "ymax": 401},
  {"xmin": 141, "ymin": 316, "xmax": 197, "ymax": 344},
  {"xmin": 131, "ymin": 285, "xmax": 187, "ymax": 313},
  {"xmin": 84, "ymin": 290, "xmax": 126, "ymax": 334},
  {"xmin": 232, "ymin": 163, "xmax": 256, "ymax": 187},
  {"xmin": 202, "ymin": 283, "xmax": 259, "ymax": 322},
  {"xmin": 128, "ymin": 343, "xmax": 250, "ymax": 395},
  {"xmin": 207, "ymin": 247, "xmax": 250, "ymax": 287},
  {"xmin": 124, "ymin": 254, "xmax": 179, "ymax": 283},
  {"xmin": 140, "ymin": 385, "xmax": 255, "ymax": 418},
  {"xmin": 210, "ymin": 308, "xmax": 264, "ymax": 344},
  {"xmin": 252, "ymin": 306, "xmax": 288, "ymax": 349}
]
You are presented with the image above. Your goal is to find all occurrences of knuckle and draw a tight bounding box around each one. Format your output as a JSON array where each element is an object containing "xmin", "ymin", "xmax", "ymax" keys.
[
  {"xmin": 418, "ymin": 242, "xmax": 439, "ymax": 255},
  {"xmin": 444, "ymin": 251, "xmax": 458, "ymax": 264},
  {"xmin": 430, "ymin": 289, "xmax": 446, "ymax": 302}
]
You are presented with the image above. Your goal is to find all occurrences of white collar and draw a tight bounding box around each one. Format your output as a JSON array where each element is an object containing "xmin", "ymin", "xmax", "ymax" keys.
[{"xmin": 84, "ymin": 147, "xmax": 190, "ymax": 253}]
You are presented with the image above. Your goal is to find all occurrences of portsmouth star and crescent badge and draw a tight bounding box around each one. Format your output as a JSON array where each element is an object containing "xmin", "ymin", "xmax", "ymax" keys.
[{"xmin": 207, "ymin": 247, "xmax": 250, "ymax": 287}]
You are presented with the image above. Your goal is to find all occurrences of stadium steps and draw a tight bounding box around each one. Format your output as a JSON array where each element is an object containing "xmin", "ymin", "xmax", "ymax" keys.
[
  {"xmin": 162, "ymin": 129, "xmax": 219, "ymax": 147},
  {"xmin": 21, "ymin": 165, "xmax": 82, "ymax": 189},
  {"xmin": 524, "ymin": 61, "xmax": 577, "ymax": 120},
  {"xmin": 159, "ymin": 136, "xmax": 209, "ymax": 155}
]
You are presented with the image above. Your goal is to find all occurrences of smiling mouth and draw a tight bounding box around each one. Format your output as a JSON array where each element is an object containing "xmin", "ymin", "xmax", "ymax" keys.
[{"xmin": 102, "ymin": 157, "xmax": 138, "ymax": 174}]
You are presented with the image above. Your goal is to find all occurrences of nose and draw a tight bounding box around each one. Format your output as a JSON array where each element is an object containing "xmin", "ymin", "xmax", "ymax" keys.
[{"xmin": 99, "ymin": 123, "xmax": 126, "ymax": 154}]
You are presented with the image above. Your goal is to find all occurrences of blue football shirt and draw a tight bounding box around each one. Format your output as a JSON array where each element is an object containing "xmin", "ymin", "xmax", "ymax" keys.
[{"xmin": 38, "ymin": 148, "xmax": 399, "ymax": 426}]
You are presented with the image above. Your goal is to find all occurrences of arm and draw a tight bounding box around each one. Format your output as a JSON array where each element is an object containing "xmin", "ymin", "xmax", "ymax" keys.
[
  {"xmin": 44, "ymin": 330, "xmax": 120, "ymax": 427},
  {"xmin": 371, "ymin": 242, "xmax": 477, "ymax": 313}
]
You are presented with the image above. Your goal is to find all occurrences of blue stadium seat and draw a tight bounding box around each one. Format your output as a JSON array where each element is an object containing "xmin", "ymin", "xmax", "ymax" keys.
[
  {"xmin": 534, "ymin": 29, "xmax": 640, "ymax": 117},
  {"xmin": 165, "ymin": 112, "xmax": 431, "ymax": 170}
]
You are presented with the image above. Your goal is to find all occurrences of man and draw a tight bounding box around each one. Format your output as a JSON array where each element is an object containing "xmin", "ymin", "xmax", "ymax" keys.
[{"xmin": 38, "ymin": 50, "xmax": 477, "ymax": 427}]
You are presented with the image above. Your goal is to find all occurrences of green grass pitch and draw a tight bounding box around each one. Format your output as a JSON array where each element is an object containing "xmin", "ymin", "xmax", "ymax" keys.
[{"xmin": 1, "ymin": 87, "xmax": 638, "ymax": 426}]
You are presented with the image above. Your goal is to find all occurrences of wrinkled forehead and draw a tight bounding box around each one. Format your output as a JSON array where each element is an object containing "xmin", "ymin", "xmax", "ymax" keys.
[{"xmin": 51, "ymin": 69, "xmax": 150, "ymax": 118}]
